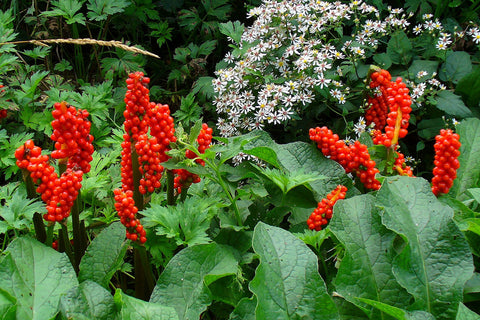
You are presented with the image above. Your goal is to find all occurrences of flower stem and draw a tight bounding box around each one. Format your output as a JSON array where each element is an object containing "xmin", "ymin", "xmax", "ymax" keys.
[
  {"xmin": 204, "ymin": 158, "xmax": 243, "ymax": 226},
  {"xmin": 71, "ymin": 195, "xmax": 84, "ymax": 274},
  {"xmin": 131, "ymin": 148, "xmax": 155, "ymax": 300},
  {"xmin": 134, "ymin": 244, "xmax": 155, "ymax": 300},
  {"xmin": 22, "ymin": 169, "xmax": 47, "ymax": 243},
  {"xmin": 166, "ymin": 169, "xmax": 175, "ymax": 205},
  {"xmin": 59, "ymin": 222, "xmax": 75, "ymax": 269}
]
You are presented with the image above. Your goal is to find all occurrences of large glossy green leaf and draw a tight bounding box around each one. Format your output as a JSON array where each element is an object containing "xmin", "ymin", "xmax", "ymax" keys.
[
  {"xmin": 329, "ymin": 194, "xmax": 410, "ymax": 318},
  {"xmin": 276, "ymin": 142, "xmax": 350, "ymax": 198},
  {"xmin": 456, "ymin": 303, "xmax": 480, "ymax": 319},
  {"xmin": 377, "ymin": 177, "xmax": 474, "ymax": 319},
  {"xmin": 250, "ymin": 222, "xmax": 338, "ymax": 319},
  {"xmin": 59, "ymin": 280, "xmax": 115, "ymax": 320},
  {"xmin": 387, "ymin": 30, "xmax": 413, "ymax": 64},
  {"xmin": 229, "ymin": 297, "xmax": 257, "ymax": 320},
  {"xmin": 356, "ymin": 298, "xmax": 435, "ymax": 320},
  {"xmin": 150, "ymin": 243, "xmax": 239, "ymax": 319},
  {"xmin": 78, "ymin": 222, "xmax": 128, "ymax": 288},
  {"xmin": 434, "ymin": 91, "xmax": 472, "ymax": 118},
  {"xmin": 0, "ymin": 290, "xmax": 16, "ymax": 320},
  {"xmin": 114, "ymin": 290, "xmax": 178, "ymax": 320},
  {"xmin": 439, "ymin": 51, "xmax": 472, "ymax": 84},
  {"xmin": 450, "ymin": 118, "xmax": 480, "ymax": 200},
  {"xmin": 456, "ymin": 66, "xmax": 480, "ymax": 108},
  {"xmin": 0, "ymin": 237, "xmax": 78, "ymax": 320}
]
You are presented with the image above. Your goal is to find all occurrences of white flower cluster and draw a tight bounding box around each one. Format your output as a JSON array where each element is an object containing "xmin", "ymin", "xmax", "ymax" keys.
[
  {"xmin": 406, "ymin": 70, "xmax": 447, "ymax": 108},
  {"xmin": 212, "ymin": 0, "xmax": 479, "ymax": 137}
]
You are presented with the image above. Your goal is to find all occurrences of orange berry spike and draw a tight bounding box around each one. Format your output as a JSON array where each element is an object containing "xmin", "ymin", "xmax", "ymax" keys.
[
  {"xmin": 431, "ymin": 129, "xmax": 461, "ymax": 196},
  {"xmin": 307, "ymin": 185, "xmax": 348, "ymax": 231}
]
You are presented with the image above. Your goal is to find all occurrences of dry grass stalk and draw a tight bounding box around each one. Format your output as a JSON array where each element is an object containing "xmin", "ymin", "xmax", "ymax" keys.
[{"xmin": 1, "ymin": 38, "xmax": 160, "ymax": 59}]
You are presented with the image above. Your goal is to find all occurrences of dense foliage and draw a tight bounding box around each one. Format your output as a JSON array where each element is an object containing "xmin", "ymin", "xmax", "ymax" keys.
[{"xmin": 1, "ymin": 0, "xmax": 480, "ymax": 319}]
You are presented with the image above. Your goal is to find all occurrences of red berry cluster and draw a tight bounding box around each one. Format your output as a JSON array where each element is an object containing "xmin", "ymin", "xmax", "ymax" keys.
[
  {"xmin": 0, "ymin": 85, "xmax": 8, "ymax": 120},
  {"xmin": 114, "ymin": 189, "xmax": 146, "ymax": 243},
  {"xmin": 15, "ymin": 102, "xmax": 93, "ymax": 222},
  {"xmin": 309, "ymin": 126, "xmax": 381, "ymax": 190},
  {"xmin": 119, "ymin": 72, "xmax": 151, "ymax": 191},
  {"xmin": 174, "ymin": 123, "xmax": 213, "ymax": 193},
  {"xmin": 368, "ymin": 70, "xmax": 412, "ymax": 148},
  {"xmin": 366, "ymin": 69, "xmax": 391, "ymax": 130},
  {"xmin": 136, "ymin": 103, "xmax": 176, "ymax": 194},
  {"xmin": 115, "ymin": 73, "xmax": 178, "ymax": 243},
  {"xmin": 51, "ymin": 101, "xmax": 94, "ymax": 173},
  {"xmin": 349, "ymin": 141, "xmax": 381, "ymax": 190},
  {"xmin": 307, "ymin": 185, "xmax": 347, "ymax": 231},
  {"xmin": 393, "ymin": 151, "xmax": 414, "ymax": 177},
  {"xmin": 431, "ymin": 129, "xmax": 461, "ymax": 196},
  {"xmin": 115, "ymin": 72, "xmax": 151, "ymax": 242}
]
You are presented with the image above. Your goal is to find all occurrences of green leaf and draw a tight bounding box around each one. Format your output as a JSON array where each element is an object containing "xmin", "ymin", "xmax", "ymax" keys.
[
  {"xmin": 456, "ymin": 66, "xmax": 480, "ymax": 108},
  {"xmin": 449, "ymin": 118, "xmax": 480, "ymax": 201},
  {"xmin": 150, "ymin": 243, "xmax": 240, "ymax": 319},
  {"xmin": 0, "ymin": 237, "xmax": 78, "ymax": 320},
  {"xmin": 456, "ymin": 303, "xmax": 480, "ymax": 320},
  {"xmin": 203, "ymin": 0, "xmax": 231, "ymax": 20},
  {"xmin": 256, "ymin": 167, "xmax": 325, "ymax": 194},
  {"xmin": 276, "ymin": 142, "xmax": 350, "ymax": 198},
  {"xmin": 188, "ymin": 118, "xmax": 203, "ymax": 144},
  {"xmin": 87, "ymin": 0, "xmax": 130, "ymax": 21},
  {"xmin": 467, "ymin": 188, "xmax": 480, "ymax": 204},
  {"xmin": 417, "ymin": 118, "xmax": 445, "ymax": 140},
  {"xmin": 387, "ymin": 31, "xmax": 413, "ymax": 65},
  {"xmin": 18, "ymin": 70, "xmax": 49, "ymax": 100},
  {"xmin": 78, "ymin": 222, "xmax": 128, "ymax": 288},
  {"xmin": 356, "ymin": 298, "xmax": 435, "ymax": 320},
  {"xmin": 59, "ymin": 280, "xmax": 116, "ymax": 320},
  {"xmin": 329, "ymin": 195, "xmax": 410, "ymax": 318},
  {"xmin": 115, "ymin": 289, "xmax": 178, "ymax": 320},
  {"xmin": 178, "ymin": 8, "xmax": 201, "ymax": 32},
  {"xmin": 408, "ymin": 60, "xmax": 439, "ymax": 81},
  {"xmin": 373, "ymin": 53, "xmax": 392, "ymax": 69},
  {"xmin": 0, "ymin": 289, "xmax": 16, "ymax": 320},
  {"xmin": 230, "ymin": 297, "xmax": 257, "ymax": 320},
  {"xmin": 439, "ymin": 51, "xmax": 472, "ymax": 84},
  {"xmin": 250, "ymin": 222, "xmax": 338, "ymax": 319},
  {"xmin": 376, "ymin": 176, "xmax": 474, "ymax": 319},
  {"xmin": 191, "ymin": 76, "xmax": 215, "ymax": 99},
  {"xmin": 41, "ymin": 0, "xmax": 86, "ymax": 25},
  {"xmin": 198, "ymin": 40, "xmax": 217, "ymax": 56},
  {"xmin": 142, "ymin": 196, "xmax": 221, "ymax": 246},
  {"xmin": 244, "ymin": 146, "xmax": 280, "ymax": 167},
  {"xmin": 219, "ymin": 21, "xmax": 244, "ymax": 44},
  {"xmin": 434, "ymin": 91, "xmax": 472, "ymax": 118}
]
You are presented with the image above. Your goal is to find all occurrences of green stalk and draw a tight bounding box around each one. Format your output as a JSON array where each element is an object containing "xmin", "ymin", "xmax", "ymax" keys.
[
  {"xmin": 131, "ymin": 150, "xmax": 144, "ymax": 211},
  {"xmin": 71, "ymin": 195, "xmax": 83, "ymax": 274},
  {"xmin": 71, "ymin": 23, "xmax": 85, "ymax": 79},
  {"xmin": 203, "ymin": 158, "xmax": 243, "ymax": 226},
  {"xmin": 22, "ymin": 169, "xmax": 46, "ymax": 243},
  {"xmin": 45, "ymin": 222, "xmax": 55, "ymax": 248},
  {"xmin": 131, "ymin": 148, "xmax": 155, "ymax": 300},
  {"xmin": 166, "ymin": 169, "xmax": 175, "ymax": 205},
  {"xmin": 60, "ymin": 221, "xmax": 75, "ymax": 270},
  {"xmin": 134, "ymin": 244, "xmax": 156, "ymax": 300}
]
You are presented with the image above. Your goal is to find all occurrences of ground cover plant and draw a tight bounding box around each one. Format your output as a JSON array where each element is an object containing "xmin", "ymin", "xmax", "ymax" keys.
[{"xmin": 1, "ymin": 0, "xmax": 480, "ymax": 319}]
